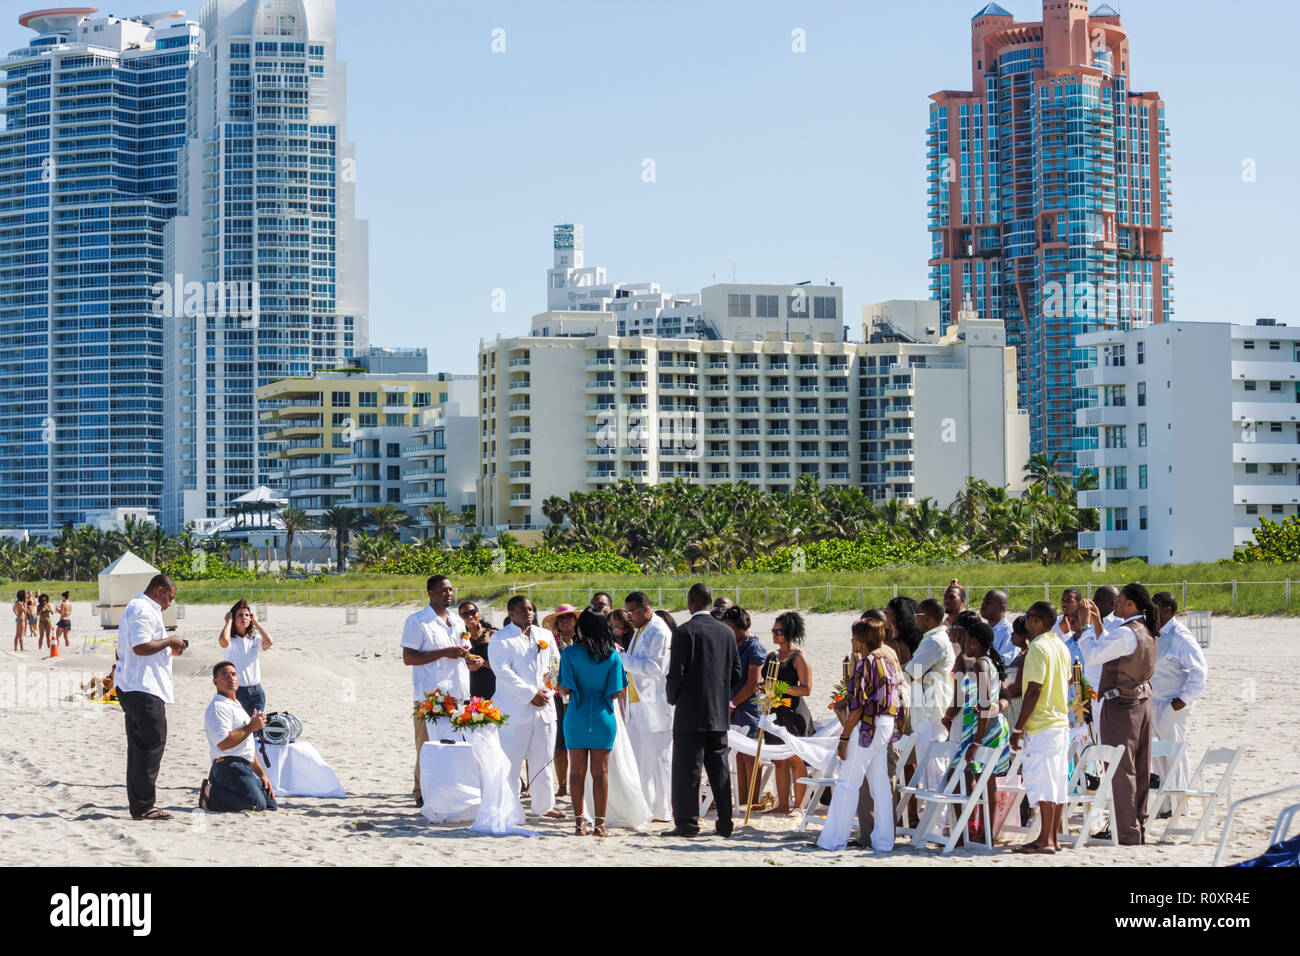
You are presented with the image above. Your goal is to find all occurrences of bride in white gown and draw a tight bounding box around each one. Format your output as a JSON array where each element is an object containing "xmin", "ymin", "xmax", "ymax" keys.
[{"xmin": 581, "ymin": 701, "xmax": 650, "ymax": 830}]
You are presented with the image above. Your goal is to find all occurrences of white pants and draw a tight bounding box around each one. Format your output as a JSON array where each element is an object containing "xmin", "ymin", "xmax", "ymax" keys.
[
  {"xmin": 913, "ymin": 718, "xmax": 949, "ymax": 790},
  {"xmin": 818, "ymin": 716, "xmax": 894, "ymax": 852},
  {"xmin": 627, "ymin": 704, "xmax": 673, "ymax": 821},
  {"xmin": 1151, "ymin": 699, "xmax": 1192, "ymax": 791},
  {"xmin": 499, "ymin": 711, "xmax": 556, "ymax": 814}
]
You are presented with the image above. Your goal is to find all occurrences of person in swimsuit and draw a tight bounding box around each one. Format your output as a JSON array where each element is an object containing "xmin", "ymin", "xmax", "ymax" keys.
[
  {"xmin": 12, "ymin": 590, "xmax": 26, "ymax": 651},
  {"xmin": 37, "ymin": 594, "xmax": 53, "ymax": 651},
  {"xmin": 56, "ymin": 591, "xmax": 72, "ymax": 647}
]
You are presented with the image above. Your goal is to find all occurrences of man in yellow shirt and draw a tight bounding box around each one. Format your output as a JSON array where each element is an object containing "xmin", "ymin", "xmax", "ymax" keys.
[{"xmin": 1009, "ymin": 600, "xmax": 1070, "ymax": 854}]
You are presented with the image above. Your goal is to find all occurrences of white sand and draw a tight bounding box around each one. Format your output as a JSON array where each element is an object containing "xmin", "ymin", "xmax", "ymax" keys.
[{"xmin": 1, "ymin": 603, "xmax": 1296, "ymax": 867}]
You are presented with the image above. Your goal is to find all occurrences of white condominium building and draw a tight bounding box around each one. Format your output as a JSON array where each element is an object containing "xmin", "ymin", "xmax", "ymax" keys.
[
  {"xmin": 402, "ymin": 378, "xmax": 479, "ymax": 542},
  {"xmin": 1076, "ymin": 319, "xmax": 1300, "ymax": 564},
  {"xmin": 476, "ymin": 305, "xmax": 1027, "ymax": 529},
  {"xmin": 162, "ymin": 0, "xmax": 369, "ymax": 531}
]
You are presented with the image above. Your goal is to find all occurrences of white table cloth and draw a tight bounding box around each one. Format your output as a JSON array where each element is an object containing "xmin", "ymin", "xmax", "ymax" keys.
[
  {"xmin": 259, "ymin": 741, "xmax": 345, "ymax": 798},
  {"xmin": 419, "ymin": 741, "xmax": 480, "ymax": 824}
]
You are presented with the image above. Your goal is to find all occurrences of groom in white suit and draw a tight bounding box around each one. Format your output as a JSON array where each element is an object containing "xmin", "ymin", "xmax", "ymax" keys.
[
  {"xmin": 493, "ymin": 595, "xmax": 561, "ymax": 816},
  {"xmin": 622, "ymin": 591, "xmax": 674, "ymax": 822}
]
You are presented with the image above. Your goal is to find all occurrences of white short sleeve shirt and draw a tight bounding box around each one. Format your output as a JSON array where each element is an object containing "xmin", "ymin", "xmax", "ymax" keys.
[
  {"xmin": 204, "ymin": 693, "xmax": 256, "ymax": 762},
  {"xmin": 224, "ymin": 633, "xmax": 262, "ymax": 686},
  {"xmin": 401, "ymin": 605, "xmax": 468, "ymax": 702},
  {"xmin": 114, "ymin": 593, "xmax": 173, "ymax": 704}
]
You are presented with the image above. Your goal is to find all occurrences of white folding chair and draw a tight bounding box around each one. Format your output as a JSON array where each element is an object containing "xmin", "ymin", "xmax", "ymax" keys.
[
  {"xmin": 1146, "ymin": 738, "xmax": 1189, "ymax": 819},
  {"xmin": 992, "ymin": 748, "xmax": 1033, "ymax": 841},
  {"xmin": 896, "ymin": 740, "xmax": 961, "ymax": 838},
  {"xmin": 1159, "ymin": 746, "xmax": 1244, "ymax": 845},
  {"xmin": 911, "ymin": 744, "xmax": 1005, "ymax": 854},
  {"xmin": 1058, "ymin": 743, "xmax": 1124, "ymax": 849}
]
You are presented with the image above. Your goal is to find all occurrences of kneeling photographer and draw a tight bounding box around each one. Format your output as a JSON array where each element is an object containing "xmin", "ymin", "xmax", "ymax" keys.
[{"xmin": 200, "ymin": 661, "xmax": 278, "ymax": 812}]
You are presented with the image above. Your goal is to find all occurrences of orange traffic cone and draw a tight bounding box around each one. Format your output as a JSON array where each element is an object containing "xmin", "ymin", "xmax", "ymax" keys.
[{"xmin": 49, "ymin": 639, "xmax": 60, "ymax": 659}]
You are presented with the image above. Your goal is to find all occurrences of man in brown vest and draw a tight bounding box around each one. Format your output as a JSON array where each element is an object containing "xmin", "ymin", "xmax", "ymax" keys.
[{"xmin": 1079, "ymin": 583, "xmax": 1158, "ymax": 845}]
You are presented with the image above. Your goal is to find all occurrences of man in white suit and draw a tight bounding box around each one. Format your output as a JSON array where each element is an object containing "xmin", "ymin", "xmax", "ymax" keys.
[
  {"xmin": 492, "ymin": 594, "xmax": 562, "ymax": 817},
  {"xmin": 622, "ymin": 591, "xmax": 674, "ymax": 822}
]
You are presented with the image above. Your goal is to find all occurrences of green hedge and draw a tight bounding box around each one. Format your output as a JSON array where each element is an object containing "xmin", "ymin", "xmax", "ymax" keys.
[
  {"xmin": 372, "ymin": 544, "xmax": 641, "ymax": 577},
  {"xmin": 740, "ymin": 531, "xmax": 960, "ymax": 573}
]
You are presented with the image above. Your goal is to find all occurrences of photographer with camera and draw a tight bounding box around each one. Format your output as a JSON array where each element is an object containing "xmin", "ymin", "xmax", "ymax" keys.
[{"xmin": 199, "ymin": 661, "xmax": 278, "ymax": 812}]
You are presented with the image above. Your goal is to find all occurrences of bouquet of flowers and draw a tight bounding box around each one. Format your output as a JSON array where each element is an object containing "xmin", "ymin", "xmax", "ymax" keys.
[
  {"xmin": 543, "ymin": 656, "xmax": 561, "ymax": 694},
  {"xmin": 752, "ymin": 679, "xmax": 791, "ymax": 715},
  {"xmin": 413, "ymin": 688, "xmax": 458, "ymax": 724},
  {"xmin": 462, "ymin": 632, "xmax": 484, "ymax": 668},
  {"xmin": 450, "ymin": 696, "xmax": 509, "ymax": 732},
  {"xmin": 828, "ymin": 678, "xmax": 848, "ymax": 711}
]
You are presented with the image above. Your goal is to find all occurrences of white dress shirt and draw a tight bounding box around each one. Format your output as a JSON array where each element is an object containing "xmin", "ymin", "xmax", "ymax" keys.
[
  {"xmin": 1152, "ymin": 618, "xmax": 1208, "ymax": 704},
  {"xmin": 490, "ymin": 622, "xmax": 557, "ymax": 723},
  {"xmin": 205, "ymin": 693, "xmax": 256, "ymax": 762},
  {"xmin": 903, "ymin": 624, "xmax": 956, "ymax": 724},
  {"xmin": 115, "ymin": 592, "xmax": 173, "ymax": 703},
  {"xmin": 1078, "ymin": 613, "xmax": 1142, "ymax": 673},
  {"xmin": 400, "ymin": 604, "xmax": 467, "ymax": 702}
]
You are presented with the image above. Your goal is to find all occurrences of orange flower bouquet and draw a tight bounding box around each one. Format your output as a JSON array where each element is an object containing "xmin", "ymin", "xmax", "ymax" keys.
[
  {"xmin": 413, "ymin": 688, "xmax": 458, "ymax": 724},
  {"xmin": 450, "ymin": 696, "xmax": 509, "ymax": 732}
]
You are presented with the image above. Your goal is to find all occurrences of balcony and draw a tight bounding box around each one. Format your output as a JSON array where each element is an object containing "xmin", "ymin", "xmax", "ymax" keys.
[
  {"xmin": 1078, "ymin": 530, "xmax": 1135, "ymax": 552},
  {"xmin": 508, "ymin": 380, "xmax": 531, "ymax": 392},
  {"xmin": 508, "ymin": 403, "xmax": 531, "ymax": 415},
  {"xmin": 1233, "ymin": 485, "xmax": 1300, "ymax": 506},
  {"xmin": 1074, "ymin": 365, "xmax": 1130, "ymax": 388},
  {"xmin": 1075, "ymin": 447, "xmax": 1132, "ymax": 469},
  {"xmin": 1231, "ymin": 401, "xmax": 1300, "ymax": 424},
  {"xmin": 884, "ymin": 382, "xmax": 915, "ymax": 397},
  {"xmin": 585, "ymin": 357, "xmax": 617, "ymax": 368},
  {"xmin": 1232, "ymin": 443, "xmax": 1300, "ymax": 464},
  {"xmin": 586, "ymin": 379, "xmax": 617, "ymax": 392},
  {"xmin": 1077, "ymin": 489, "xmax": 1137, "ymax": 509},
  {"xmin": 1230, "ymin": 360, "xmax": 1300, "ymax": 382},
  {"xmin": 883, "ymin": 405, "xmax": 914, "ymax": 419},
  {"xmin": 508, "ymin": 448, "xmax": 532, "ymax": 459},
  {"xmin": 1074, "ymin": 405, "xmax": 1130, "ymax": 428},
  {"xmin": 587, "ymin": 470, "xmax": 618, "ymax": 480}
]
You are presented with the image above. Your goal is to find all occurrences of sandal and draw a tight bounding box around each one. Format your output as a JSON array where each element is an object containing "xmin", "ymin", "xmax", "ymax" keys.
[
  {"xmin": 593, "ymin": 816, "xmax": 613, "ymax": 838},
  {"xmin": 1011, "ymin": 842, "xmax": 1054, "ymax": 854},
  {"xmin": 574, "ymin": 815, "xmax": 588, "ymax": 836},
  {"xmin": 135, "ymin": 808, "xmax": 173, "ymax": 821},
  {"xmin": 198, "ymin": 779, "xmax": 211, "ymax": 811}
]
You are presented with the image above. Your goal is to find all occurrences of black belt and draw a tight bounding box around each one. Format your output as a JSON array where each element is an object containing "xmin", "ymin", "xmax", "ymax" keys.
[{"xmin": 214, "ymin": 755, "xmax": 252, "ymax": 766}]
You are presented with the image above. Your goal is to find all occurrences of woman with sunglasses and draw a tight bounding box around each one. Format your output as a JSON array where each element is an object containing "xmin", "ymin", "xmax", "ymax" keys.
[
  {"xmin": 764, "ymin": 611, "xmax": 815, "ymax": 815},
  {"xmin": 459, "ymin": 600, "xmax": 496, "ymax": 701}
]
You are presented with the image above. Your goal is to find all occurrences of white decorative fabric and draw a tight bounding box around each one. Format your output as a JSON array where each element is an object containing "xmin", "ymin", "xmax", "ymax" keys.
[
  {"xmin": 259, "ymin": 741, "xmax": 344, "ymax": 798},
  {"xmin": 582, "ymin": 704, "xmax": 651, "ymax": 829},
  {"xmin": 419, "ymin": 741, "xmax": 479, "ymax": 823},
  {"xmin": 468, "ymin": 725, "xmax": 538, "ymax": 836}
]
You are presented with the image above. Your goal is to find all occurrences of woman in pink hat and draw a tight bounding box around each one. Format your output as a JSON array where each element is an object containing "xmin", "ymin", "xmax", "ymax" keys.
[{"xmin": 542, "ymin": 605, "xmax": 580, "ymax": 797}]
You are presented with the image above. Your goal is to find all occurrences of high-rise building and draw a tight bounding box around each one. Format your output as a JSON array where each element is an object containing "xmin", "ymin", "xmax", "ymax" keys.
[
  {"xmin": 928, "ymin": 2, "xmax": 1173, "ymax": 468},
  {"xmin": 1075, "ymin": 320, "xmax": 1298, "ymax": 564},
  {"xmin": 163, "ymin": 0, "xmax": 368, "ymax": 531},
  {"xmin": 0, "ymin": 9, "xmax": 201, "ymax": 532},
  {"xmin": 475, "ymin": 306, "xmax": 1028, "ymax": 530}
]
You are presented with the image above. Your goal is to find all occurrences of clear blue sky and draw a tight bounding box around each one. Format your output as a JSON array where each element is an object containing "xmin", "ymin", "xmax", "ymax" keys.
[{"xmin": 137, "ymin": 2, "xmax": 1300, "ymax": 371}]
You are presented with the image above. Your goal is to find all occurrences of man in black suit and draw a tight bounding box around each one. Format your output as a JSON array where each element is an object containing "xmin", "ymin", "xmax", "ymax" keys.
[{"xmin": 663, "ymin": 582, "xmax": 743, "ymax": 837}]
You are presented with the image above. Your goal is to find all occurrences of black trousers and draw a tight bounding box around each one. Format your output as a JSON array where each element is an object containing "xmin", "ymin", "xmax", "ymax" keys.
[
  {"xmin": 671, "ymin": 730, "xmax": 732, "ymax": 834},
  {"xmin": 119, "ymin": 690, "xmax": 167, "ymax": 817}
]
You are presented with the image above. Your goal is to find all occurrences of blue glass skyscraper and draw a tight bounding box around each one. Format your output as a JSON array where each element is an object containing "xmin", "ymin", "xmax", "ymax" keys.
[{"xmin": 0, "ymin": 10, "xmax": 200, "ymax": 530}]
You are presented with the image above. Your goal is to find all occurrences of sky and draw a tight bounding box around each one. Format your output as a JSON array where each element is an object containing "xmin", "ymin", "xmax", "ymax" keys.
[{"xmin": 14, "ymin": 0, "xmax": 1297, "ymax": 374}]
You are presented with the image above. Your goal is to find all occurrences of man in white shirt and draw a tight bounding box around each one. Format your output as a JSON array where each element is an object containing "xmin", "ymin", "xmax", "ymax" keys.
[
  {"xmin": 1093, "ymin": 585, "xmax": 1122, "ymax": 633},
  {"xmin": 622, "ymin": 590, "xmax": 675, "ymax": 822},
  {"xmin": 1150, "ymin": 593, "xmax": 1208, "ymax": 796},
  {"xmin": 492, "ymin": 594, "xmax": 561, "ymax": 816},
  {"xmin": 979, "ymin": 590, "xmax": 1016, "ymax": 666},
  {"xmin": 401, "ymin": 575, "xmax": 481, "ymax": 807},
  {"xmin": 903, "ymin": 598, "xmax": 957, "ymax": 791},
  {"xmin": 115, "ymin": 574, "xmax": 184, "ymax": 821},
  {"xmin": 200, "ymin": 661, "xmax": 276, "ymax": 812}
]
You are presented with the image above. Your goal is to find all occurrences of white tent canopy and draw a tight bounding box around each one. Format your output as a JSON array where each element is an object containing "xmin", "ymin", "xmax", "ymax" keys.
[{"xmin": 232, "ymin": 486, "xmax": 288, "ymax": 506}]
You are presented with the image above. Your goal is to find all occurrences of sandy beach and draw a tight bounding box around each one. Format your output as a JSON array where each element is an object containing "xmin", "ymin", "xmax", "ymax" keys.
[{"xmin": 1, "ymin": 602, "xmax": 1296, "ymax": 867}]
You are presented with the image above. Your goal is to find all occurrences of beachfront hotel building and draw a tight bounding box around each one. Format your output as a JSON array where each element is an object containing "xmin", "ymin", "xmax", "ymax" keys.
[
  {"xmin": 928, "ymin": 2, "xmax": 1173, "ymax": 468},
  {"xmin": 475, "ymin": 303, "xmax": 1028, "ymax": 531},
  {"xmin": 162, "ymin": 0, "xmax": 368, "ymax": 531},
  {"xmin": 0, "ymin": 9, "xmax": 201, "ymax": 532},
  {"xmin": 401, "ymin": 377, "xmax": 479, "ymax": 542},
  {"xmin": 254, "ymin": 356, "xmax": 457, "ymax": 522},
  {"xmin": 1075, "ymin": 320, "xmax": 1300, "ymax": 564}
]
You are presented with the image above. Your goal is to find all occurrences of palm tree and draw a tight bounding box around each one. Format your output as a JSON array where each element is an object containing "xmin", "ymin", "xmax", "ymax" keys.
[
  {"xmin": 420, "ymin": 503, "xmax": 456, "ymax": 543},
  {"xmin": 320, "ymin": 506, "xmax": 367, "ymax": 572},
  {"xmin": 540, "ymin": 495, "xmax": 568, "ymax": 527},
  {"xmin": 1023, "ymin": 452, "xmax": 1072, "ymax": 500},
  {"xmin": 350, "ymin": 532, "xmax": 395, "ymax": 569},
  {"xmin": 279, "ymin": 507, "xmax": 312, "ymax": 573},
  {"xmin": 370, "ymin": 504, "xmax": 413, "ymax": 541}
]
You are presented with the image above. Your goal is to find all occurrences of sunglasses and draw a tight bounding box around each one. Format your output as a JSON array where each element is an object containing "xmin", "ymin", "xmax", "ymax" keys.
[{"xmin": 771, "ymin": 628, "xmax": 785, "ymax": 636}]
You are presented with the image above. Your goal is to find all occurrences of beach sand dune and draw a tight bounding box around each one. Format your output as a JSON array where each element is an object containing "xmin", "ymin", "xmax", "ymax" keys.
[{"xmin": 1, "ymin": 604, "xmax": 1295, "ymax": 866}]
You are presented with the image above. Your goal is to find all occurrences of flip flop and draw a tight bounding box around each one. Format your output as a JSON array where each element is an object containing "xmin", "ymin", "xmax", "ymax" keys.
[
  {"xmin": 1011, "ymin": 842, "xmax": 1053, "ymax": 854},
  {"xmin": 135, "ymin": 808, "xmax": 173, "ymax": 821}
]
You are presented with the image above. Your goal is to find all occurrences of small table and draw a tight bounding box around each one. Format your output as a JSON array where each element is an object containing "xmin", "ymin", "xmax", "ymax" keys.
[
  {"xmin": 259, "ymin": 740, "xmax": 345, "ymax": 798},
  {"xmin": 419, "ymin": 740, "xmax": 479, "ymax": 823}
]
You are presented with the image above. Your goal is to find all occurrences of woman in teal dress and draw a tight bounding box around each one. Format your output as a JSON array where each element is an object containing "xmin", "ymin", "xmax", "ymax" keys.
[{"xmin": 558, "ymin": 609, "xmax": 627, "ymax": 837}]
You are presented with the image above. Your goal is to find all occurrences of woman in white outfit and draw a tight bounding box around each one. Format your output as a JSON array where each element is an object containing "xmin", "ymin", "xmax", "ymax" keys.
[{"xmin": 817, "ymin": 618, "xmax": 903, "ymax": 852}]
